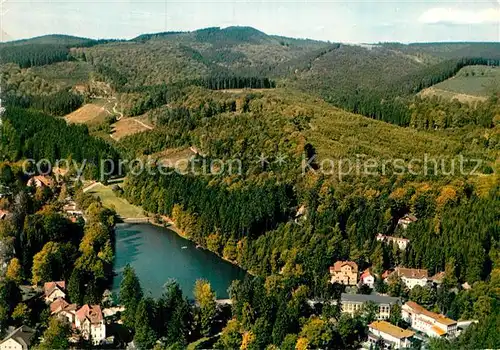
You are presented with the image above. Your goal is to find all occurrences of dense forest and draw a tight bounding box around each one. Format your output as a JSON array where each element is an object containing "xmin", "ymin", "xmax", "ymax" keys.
[
  {"xmin": 410, "ymin": 95, "xmax": 500, "ymax": 129},
  {"xmin": 0, "ymin": 35, "xmax": 118, "ymax": 68},
  {"xmin": 195, "ymin": 76, "xmax": 276, "ymax": 90},
  {"xmin": 0, "ymin": 44, "xmax": 71, "ymax": 68},
  {"xmin": 0, "ymin": 108, "xmax": 118, "ymax": 178},
  {"xmin": 4, "ymin": 89, "xmax": 84, "ymax": 116}
]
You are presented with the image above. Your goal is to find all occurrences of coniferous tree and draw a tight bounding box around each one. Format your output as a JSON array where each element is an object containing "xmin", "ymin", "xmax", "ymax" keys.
[{"xmin": 119, "ymin": 265, "xmax": 143, "ymax": 329}]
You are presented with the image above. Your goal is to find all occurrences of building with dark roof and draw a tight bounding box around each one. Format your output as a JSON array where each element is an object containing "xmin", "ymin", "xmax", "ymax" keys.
[
  {"xmin": 340, "ymin": 293, "xmax": 401, "ymax": 320},
  {"xmin": 0, "ymin": 325, "xmax": 35, "ymax": 350}
]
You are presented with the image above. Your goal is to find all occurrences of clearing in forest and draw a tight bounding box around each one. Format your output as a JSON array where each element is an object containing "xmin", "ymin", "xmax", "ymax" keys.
[
  {"xmin": 65, "ymin": 103, "xmax": 112, "ymax": 125},
  {"xmin": 86, "ymin": 182, "xmax": 146, "ymax": 219},
  {"xmin": 152, "ymin": 148, "xmax": 197, "ymax": 170},
  {"xmin": 419, "ymin": 65, "xmax": 500, "ymax": 102},
  {"xmin": 110, "ymin": 116, "xmax": 154, "ymax": 140}
]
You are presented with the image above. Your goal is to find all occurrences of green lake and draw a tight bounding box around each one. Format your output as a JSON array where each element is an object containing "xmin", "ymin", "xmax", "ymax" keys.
[{"xmin": 112, "ymin": 223, "xmax": 246, "ymax": 299}]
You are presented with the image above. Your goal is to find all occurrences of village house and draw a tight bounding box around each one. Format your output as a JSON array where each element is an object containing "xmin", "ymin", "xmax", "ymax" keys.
[
  {"xmin": 75, "ymin": 304, "xmax": 106, "ymax": 345},
  {"xmin": 368, "ymin": 321, "xmax": 415, "ymax": 349},
  {"xmin": 461, "ymin": 282, "xmax": 472, "ymax": 290},
  {"xmin": 50, "ymin": 297, "xmax": 78, "ymax": 324},
  {"xmin": 376, "ymin": 233, "xmax": 410, "ymax": 250},
  {"xmin": 44, "ymin": 281, "xmax": 67, "ymax": 303},
  {"xmin": 359, "ymin": 268, "xmax": 375, "ymax": 289},
  {"xmin": 402, "ymin": 301, "xmax": 457, "ymax": 338},
  {"xmin": 63, "ymin": 200, "xmax": 83, "ymax": 216},
  {"xmin": 430, "ymin": 271, "xmax": 446, "ymax": 285},
  {"xmin": 63, "ymin": 200, "xmax": 84, "ymax": 223},
  {"xmin": 340, "ymin": 293, "xmax": 400, "ymax": 320},
  {"xmin": 102, "ymin": 306, "xmax": 126, "ymax": 318},
  {"xmin": 27, "ymin": 175, "xmax": 54, "ymax": 189},
  {"xmin": 19, "ymin": 285, "xmax": 42, "ymax": 303},
  {"xmin": 388, "ymin": 267, "xmax": 428, "ymax": 290},
  {"xmin": 330, "ymin": 261, "xmax": 358, "ymax": 285},
  {"xmin": 397, "ymin": 214, "xmax": 418, "ymax": 230},
  {"xmin": 0, "ymin": 326, "xmax": 35, "ymax": 350}
]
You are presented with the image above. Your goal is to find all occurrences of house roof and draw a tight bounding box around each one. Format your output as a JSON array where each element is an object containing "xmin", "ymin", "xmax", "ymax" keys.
[
  {"xmin": 341, "ymin": 293, "xmax": 400, "ymax": 305},
  {"xmin": 382, "ymin": 270, "xmax": 392, "ymax": 279},
  {"xmin": 44, "ymin": 281, "xmax": 66, "ymax": 297},
  {"xmin": 376, "ymin": 234, "xmax": 409, "ymax": 243},
  {"xmin": 430, "ymin": 271, "xmax": 446, "ymax": 283},
  {"xmin": 404, "ymin": 302, "xmax": 456, "ymax": 326},
  {"xmin": 28, "ymin": 175, "xmax": 54, "ymax": 187},
  {"xmin": 394, "ymin": 267, "xmax": 428, "ymax": 279},
  {"xmin": 50, "ymin": 297, "xmax": 77, "ymax": 314},
  {"xmin": 76, "ymin": 305, "xmax": 103, "ymax": 324},
  {"xmin": 369, "ymin": 321, "xmax": 415, "ymax": 339},
  {"xmin": 331, "ymin": 261, "xmax": 358, "ymax": 273},
  {"xmin": 431, "ymin": 325, "xmax": 447, "ymax": 336},
  {"xmin": 0, "ymin": 325, "xmax": 35, "ymax": 349},
  {"xmin": 19, "ymin": 285, "xmax": 43, "ymax": 302},
  {"xmin": 400, "ymin": 214, "xmax": 418, "ymax": 222},
  {"xmin": 50, "ymin": 298, "xmax": 69, "ymax": 313},
  {"xmin": 360, "ymin": 268, "xmax": 374, "ymax": 280}
]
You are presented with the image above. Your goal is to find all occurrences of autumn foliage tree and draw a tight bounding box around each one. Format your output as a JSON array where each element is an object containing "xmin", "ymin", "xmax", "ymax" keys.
[{"xmin": 194, "ymin": 279, "xmax": 217, "ymax": 337}]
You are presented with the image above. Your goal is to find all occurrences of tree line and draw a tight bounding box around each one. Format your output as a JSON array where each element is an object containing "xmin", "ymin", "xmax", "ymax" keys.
[
  {"xmin": 410, "ymin": 94, "xmax": 499, "ymax": 129},
  {"xmin": 5, "ymin": 89, "xmax": 84, "ymax": 116},
  {"xmin": 194, "ymin": 76, "xmax": 276, "ymax": 90},
  {"xmin": 0, "ymin": 44, "xmax": 71, "ymax": 68}
]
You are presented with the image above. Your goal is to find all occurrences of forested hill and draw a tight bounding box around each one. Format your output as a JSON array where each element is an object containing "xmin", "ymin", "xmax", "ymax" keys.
[
  {"xmin": 0, "ymin": 35, "xmax": 119, "ymax": 68},
  {"xmin": 2, "ymin": 27, "xmax": 498, "ymax": 127}
]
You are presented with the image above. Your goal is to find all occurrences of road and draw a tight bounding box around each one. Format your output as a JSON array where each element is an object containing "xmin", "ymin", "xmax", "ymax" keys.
[
  {"xmin": 113, "ymin": 102, "xmax": 124, "ymax": 120},
  {"xmin": 132, "ymin": 118, "xmax": 153, "ymax": 130},
  {"xmin": 82, "ymin": 182, "xmax": 99, "ymax": 193}
]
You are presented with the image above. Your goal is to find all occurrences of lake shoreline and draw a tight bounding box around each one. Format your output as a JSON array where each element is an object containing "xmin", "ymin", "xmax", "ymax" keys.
[
  {"xmin": 119, "ymin": 213, "xmax": 255, "ymax": 277},
  {"xmin": 112, "ymin": 223, "xmax": 247, "ymax": 299}
]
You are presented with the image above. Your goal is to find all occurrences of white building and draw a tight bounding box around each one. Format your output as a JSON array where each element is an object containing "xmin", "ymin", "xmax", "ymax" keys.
[
  {"xmin": 368, "ymin": 321, "xmax": 415, "ymax": 349},
  {"xmin": 75, "ymin": 305, "xmax": 106, "ymax": 345},
  {"xmin": 359, "ymin": 268, "xmax": 375, "ymax": 289},
  {"xmin": 388, "ymin": 267, "xmax": 428, "ymax": 289},
  {"xmin": 0, "ymin": 326, "xmax": 35, "ymax": 350},
  {"xmin": 376, "ymin": 233, "xmax": 410, "ymax": 250},
  {"xmin": 402, "ymin": 301, "xmax": 457, "ymax": 338}
]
